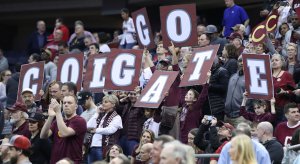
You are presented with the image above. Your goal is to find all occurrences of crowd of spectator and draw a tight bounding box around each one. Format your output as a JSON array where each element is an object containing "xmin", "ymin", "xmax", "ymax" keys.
[{"xmin": 2, "ymin": 0, "xmax": 300, "ymax": 164}]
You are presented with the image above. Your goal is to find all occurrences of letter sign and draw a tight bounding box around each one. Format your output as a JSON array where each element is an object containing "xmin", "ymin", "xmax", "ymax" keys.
[
  {"xmin": 57, "ymin": 53, "xmax": 84, "ymax": 90},
  {"xmin": 180, "ymin": 45, "xmax": 219, "ymax": 87},
  {"xmin": 134, "ymin": 71, "xmax": 179, "ymax": 108},
  {"xmin": 132, "ymin": 7, "xmax": 156, "ymax": 49},
  {"xmin": 104, "ymin": 49, "xmax": 143, "ymax": 91},
  {"xmin": 160, "ymin": 4, "xmax": 197, "ymax": 48},
  {"xmin": 83, "ymin": 53, "xmax": 108, "ymax": 92},
  {"xmin": 17, "ymin": 62, "xmax": 44, "ymax": 101},
  {"xmin": 242, "ymin": 54, "xmax": 273, "ymax": 100}
]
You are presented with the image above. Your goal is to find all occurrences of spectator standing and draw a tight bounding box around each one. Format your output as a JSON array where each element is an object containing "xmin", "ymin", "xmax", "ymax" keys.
[
  {"xmin": 0, "ymin": 50, "xmax": 8, "ymax": 74},
  {"xmin": 40, "ymin": 95, "xmax": 87, "ymax": 164},
  {"xmin": 160, "ymin": 140, "xmax": 195, "ymax": 164},
  {"xmin": 256, "ymin": 122, "xmax": 283, "ymax": 164},
  {"xmin": 224, "ymin": 55, "xmax": 247, "ymax": 127},
  {"xmin": 86, "ymin": 94, "xmax": 122, "ymax": 163},
  {"xmin": 221, "ymin": 43, "xmax": 238, "ymax": 77},
  {"xmin": 131, "ymin": 129, "xmax": 155, "ymax": 164},
  {"xmin": 41, "ymin": 49, "xmax": 57, "ymax": 86},
  {"xmin": 5, "ymin": 62, "xmax": 21, "ymax": 107},
  {"xmin": 0, "ymin": 138, "xmax": 10, "ymax": 164},
  {"xmin": 119, "ymin": 8, "xmax": 137, "ymax": 49},
  {"xmin": 45, "ymin": 29, "xmax": 64, "ymax": 60},
  {"xmin": 68, "ymin": 20, "xmax": 96, "ymax": 52},
  {"xmin": 21, "ymin": 88, "xmax": 42, "ymax": 113},
  {"xmin": 79, "ymin": 91, "xmax": 97, "ymax": 122},
  {"xmin": 99, "ymin": 32, "xmax": 111, "ymax": 53},
  {"xmin": 7, "ymin": 102, "xmax": 31, "ymax": 138},
  {"xmin": 218, "ymin": 123, "xmax": 271, "ymax": 164},
  {"xmin": 27, "ymin": 112, "xmax": 51, "ymax": 164},
  {"xmin": 150, "ymin": 135, "xmax": 174, "ymax": 164},
  {"xmin": 222, "ymin": 0, "xmax": 249, "ymax": 37},
  {"xmin": 48, "ymin": 18, "xmax": 70, "ymax": 42},
  {"xmin": 27, "ymin": 53, "xmax": 40, "ymax": 64},
  {"xmin": 271, "ymin": 54, "xmax": 295, "ymax": 122},
  {"xmin": 104, "ymin": 144, "xmax": 123, "ymax": 163},
  {"xmin": 228, "ymin": 134, "xmax": 257, "ymax": 164},
  {"xmin": 4, "ymin": 135, "xmax": 32, "ymax": 164},
  {"xmin": 274, "ymin": 103, "xmax": 300, "ymax": 146},
  {"xmin": 205, "ymin": 25, "xmax": 228, "ymax": 55},
  {"xmin": 197, "ymin": 24, "xmax": 206, "ymax": 37},
  {"xmin": 27, "ymin": 20, "xmax": 49, "ymax": 55},
  {"xmin": 0, "ymin": 70, "xmax": 11, "ymax": 108},
  {"xmin": 61, "ymin": 82, "xmax": 83, "ymax": 115}
]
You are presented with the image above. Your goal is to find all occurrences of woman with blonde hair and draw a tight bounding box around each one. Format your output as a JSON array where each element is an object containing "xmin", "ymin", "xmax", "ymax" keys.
[
  {"xmin": 229, "ymin": 134, "xmax": 257, "ymax": 164},
  {"xmin": 131, "ymin": 129, "xmax": 155, "ymax": 164},
  {"xmin": 86, "ymin": 94, "xmax": 123, "ymax": 164}
]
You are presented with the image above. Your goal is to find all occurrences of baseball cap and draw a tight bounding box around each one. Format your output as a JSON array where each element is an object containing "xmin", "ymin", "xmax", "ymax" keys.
[
  {"xmin": 21, "ymin": 88, "xmax": 33, "ymax": 95},
  {"xmin": 205, "ymin": 25, "xmax": 218, "ymax": 34},
  {"xmin": 232, "ymin": 24, "xmax": 245, "ymax": 31},
  {"xmin": 27, "ymin": 112, "xmax": 46, "ymax": 122},
  {"xmin": 7, "ymin": 102, "xmax": 28, "ymax": 113},
  {"xmin": 228, "ymin": 32, "xmax": 243, "ymax": 40},
  {"xmin": 158, "ymin": 58, "xmax": 170, "ymax": 66},
  {"xmin": 77, "ymin": 91, "xmax": 92, "ymax": 106},
  {"xmin": 219, "ymin": 122, "xmax": 235, "ymax": 133},
  {"xmin": 2, "ymin": 135, "xmax": 31, "ymax": 150}
]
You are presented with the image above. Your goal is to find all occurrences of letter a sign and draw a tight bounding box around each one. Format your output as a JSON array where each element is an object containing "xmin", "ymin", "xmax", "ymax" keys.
[
  {"xmin": 134, "ymin": 71, "xmax": 179, "ymax": 108},
  {"xmin": 180, "ymin": 45, "xmax": 219, "ymax": 87},
  {"xmin": 242, "ymin": 54, "xmax": 273, "ymax": 100}
]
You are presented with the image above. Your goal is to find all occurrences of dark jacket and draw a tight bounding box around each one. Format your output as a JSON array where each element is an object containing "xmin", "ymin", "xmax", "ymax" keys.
[
  {"xmin": 194, "ymin": 124, "xmax": 228, "ymax": 164},
  {"xmin": 263, "ymin": 138, "xmax": 284, "ymax": 164},
  {"xmin": 203, "ymin": 66, "xmax": 229, "ymax": 116},
  {"xmin": 0, "ymin": 104, "xmax": 4, "ymax": 136},
  {"xmin": 30, "ymin": 132, "xmax": 51, "ymax": 164},
  {"xmin": 27, "ymin": 31, "xmax": 49, "ymax": 55},
  {"xmin": 118, "ymin": 102, "xmax": 146, "ymax": 141},
  {"xmin": 180, "ymin": 84, "xmax": 209, "ymax": 144},
  {"xmin": 6, "ymin": 72, "xmax": 20, "ymax": 107},
  {"xmin": 222, "ymin": 58, "xmax": 238, "ymax": 78}
]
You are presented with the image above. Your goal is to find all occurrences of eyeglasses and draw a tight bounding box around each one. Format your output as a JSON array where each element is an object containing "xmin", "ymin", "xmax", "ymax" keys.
[{"xmin": 5, "ymin": 74, "xmax": 11, "ymax": 76}]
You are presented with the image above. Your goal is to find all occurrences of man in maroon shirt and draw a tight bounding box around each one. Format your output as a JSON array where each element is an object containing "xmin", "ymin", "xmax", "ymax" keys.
[
  {"xmin": 40, "ymin": 95, "xmax": 87, "ymax": 164},
  {"xmin": 274, "ymin": 103, "xmax": 300, "ymax": 146},
  {"xmin": 7, "ymin": 102, "xmax": 31, "ymax": 138}
]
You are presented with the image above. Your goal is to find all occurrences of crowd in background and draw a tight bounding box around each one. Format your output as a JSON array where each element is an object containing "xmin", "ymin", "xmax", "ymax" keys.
[{"xmin": 2, "ymin": 0, "xmax": 300, "ymax": 164}]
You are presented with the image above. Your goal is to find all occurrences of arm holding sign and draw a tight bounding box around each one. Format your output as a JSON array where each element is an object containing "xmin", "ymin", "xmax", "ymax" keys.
[
  {"xmin": 168, "ymin": 42, "xmax": 179, "ymax": 65},
  {"xmin": 143, "ymin": 48, "xmax": 155, "ymax": 69},
  {"xmin": 239, "ymin": 92, "xmax": 256, "ymax": 121}
]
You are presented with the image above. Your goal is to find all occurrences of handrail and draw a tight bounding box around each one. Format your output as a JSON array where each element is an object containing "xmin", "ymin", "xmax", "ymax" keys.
[
  {"xmin": 194, "ymin": 154, "xmax": 220, "ymax": 158},
  {"xmin": 287, "ymin": 144, "xmax": 300, "ymax": 151}
]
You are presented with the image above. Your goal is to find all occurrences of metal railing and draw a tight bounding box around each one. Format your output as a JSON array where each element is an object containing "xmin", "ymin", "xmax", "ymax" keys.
[{"xmin": 195, "ymin": 154, "xmax": 220, "ymax": 158}]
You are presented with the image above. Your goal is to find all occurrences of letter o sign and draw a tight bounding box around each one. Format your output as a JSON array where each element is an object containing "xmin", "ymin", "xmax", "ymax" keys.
[{"xmin": 166, "ymin": 9, "xmax": 191, "ymax": 43}]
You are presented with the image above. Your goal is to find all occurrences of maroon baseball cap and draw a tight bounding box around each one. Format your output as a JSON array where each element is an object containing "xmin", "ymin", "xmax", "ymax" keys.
[
  {"xmin": 7, "ymin": 102, "xmax": 28, "ymax": 113},
  {"xmin": 228, "ymin": 32, "xmax": 243, "ymax": 40},
  {"xmin": 219, "ymin": 121, "xmax": 235, "ymax": 133}
]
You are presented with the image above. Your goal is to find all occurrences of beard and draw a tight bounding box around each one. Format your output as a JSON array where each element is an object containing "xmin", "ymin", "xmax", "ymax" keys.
[
  {"xmin": 10, "ymin": 155, "xmax": 18, "ymax": 164},
  {"xmin": 9, "ymin": 119, "xmax": 17, "ymax": 125}
]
